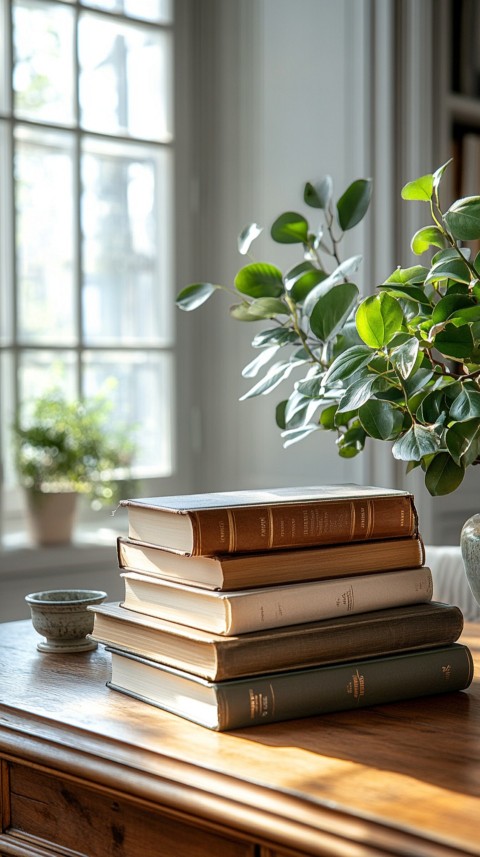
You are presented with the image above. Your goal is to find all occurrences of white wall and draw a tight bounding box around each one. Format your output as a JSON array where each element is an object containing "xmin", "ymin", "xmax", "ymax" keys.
[{"xmin": 182, "ymin": 0, "xmax": 376, "ymax": 494}]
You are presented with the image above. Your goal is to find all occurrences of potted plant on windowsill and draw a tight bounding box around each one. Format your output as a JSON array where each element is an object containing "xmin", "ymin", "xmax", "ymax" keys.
[
  {"xmin": 13, "ymin": 389, "xmax": 135, "ymax": 546},
  {"xmin": 176, "ymin": 160, "xmax": 480, "ymax": 605}
]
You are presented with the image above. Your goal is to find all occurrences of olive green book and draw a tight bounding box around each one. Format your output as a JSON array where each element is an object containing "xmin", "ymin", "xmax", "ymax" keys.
[{"xmin": 106, "ymin": 643, "xmax": 474, "ymax": 731}]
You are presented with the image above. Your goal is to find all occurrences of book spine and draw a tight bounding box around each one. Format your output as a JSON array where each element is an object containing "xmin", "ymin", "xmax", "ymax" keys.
[
  {"xmin": 189, "ymin": 495, "xmax": 417, "ymax": 555},
  {"xmin": 226, "ymin": 567, "xmax": 433, "ymax": 635},
  {"xmin": 214, "ymin": 604, "xmax": 464, "ymax": 680},
  {"xmin": 216, "ymin": 644, "xmax": 474, "ymax": 730}
]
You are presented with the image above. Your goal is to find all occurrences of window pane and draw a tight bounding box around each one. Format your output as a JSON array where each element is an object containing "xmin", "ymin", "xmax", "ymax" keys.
[
  {"xmin": 12, "ymin": 0, "xmax": 75, "ymax": 125},
  {"xmin": 0, "ymin": 121, "xmax": 13, "ymax": 345},
  {"xmin": 83, "ymin": 0, "xmax": 173, "ymax": 24},
  {"xmin": 18, "ymin": 350, "xmax": 77, "ymax": 410},
  {"xmin": 15, "ymin": 126, "xmax": 76, "ymax": 344},
  {"xmin": 81, "ymin": 136, "xmax": 173, "ymax": 345},
  {"xmin": 0, "ymin": 353, "xmax": 15, "ymax": 485},
  {"xmin": 0, "ymin": 0, "xmax": 11, "ymax": 112},
  {"xmin": 83, "ymin": 350, "xmax": 173, "ymax": 475},
  {"xmin": 78, "ymin": 12, "xmax": 173, "ymax": 141}
]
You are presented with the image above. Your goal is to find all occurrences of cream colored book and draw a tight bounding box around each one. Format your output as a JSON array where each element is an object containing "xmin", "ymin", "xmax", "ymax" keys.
[{"xmin": 120, "ymin": 566, "xmax": 434, "ymax": 635}]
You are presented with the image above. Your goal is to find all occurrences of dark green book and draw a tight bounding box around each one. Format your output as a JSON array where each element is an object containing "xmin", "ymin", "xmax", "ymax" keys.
[{"xmin": 106, "ymin": 642, "xmax": 474, "ymax": 731}]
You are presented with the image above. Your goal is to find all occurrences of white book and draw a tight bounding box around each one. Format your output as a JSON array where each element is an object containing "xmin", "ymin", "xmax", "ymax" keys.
[{"xmin": 120, "ymin": 566, "xmax": 434, "ymax": 635}]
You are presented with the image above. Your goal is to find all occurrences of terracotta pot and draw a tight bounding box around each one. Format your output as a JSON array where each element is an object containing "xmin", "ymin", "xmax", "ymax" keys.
[{"xmin": 25, "ymin": 490, "xmax": 78, "ymax": 546}]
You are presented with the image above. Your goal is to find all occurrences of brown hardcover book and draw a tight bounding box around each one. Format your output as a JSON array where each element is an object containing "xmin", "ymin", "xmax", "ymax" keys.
[
  {"xmin": 120, "ymin": 566, "xmax": 433, "ymax": 635},
  {"xmin": 119, "ymin": 484, "xmax": 418, "ymax": 556},
  {"xmin": 106, "ymin": 643, "xmax": 474, "ymax": 731},
  {"xmin": 90, "ymin": 600, "xmax": 464, "ymax": 681},
  {"xmin": 116, "ymin": 534, "xmax": 425, "ymax": 590}
]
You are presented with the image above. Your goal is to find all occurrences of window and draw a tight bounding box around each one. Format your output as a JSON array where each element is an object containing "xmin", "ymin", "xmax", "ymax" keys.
[{"xmin": 0, "ymin": 0, "xmax": 176, "ymax": 544}]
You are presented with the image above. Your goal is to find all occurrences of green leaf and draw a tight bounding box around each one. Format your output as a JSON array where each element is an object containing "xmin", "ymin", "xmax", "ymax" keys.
[
  {"xmin": 323, "ymin": 345, "xmax": 372, "ymax": 385},
  {"xmin": 270, "ymin": 212, "xmax": 309, "ymax": 244},
  {"xmin": 449, "ymin": 386, "xmax": 480, "ymax": 421},
  {"xmin": 432, "ymin": 295, "xmax": 473, "ymax": 324},
  {"xmin": 443, "ymin": 196, "xmax": 480, "ymax": 241},
  {"xmin": 433, "ymin": 324, "xmax": 475, "ymax": 360},
  {"xmin": 238, "ymin": 223, "xmax": 262, "ymax": 255},
  {"xmin": 309, "ymin": 282, "xmax": 359, "ymax": 342},
  {"xmin": 390, "ymin": 337, "xmax": 419, "ymax": 379},
  {"xmin": 252, "ymin": 328, "xmax": 299, "ymax": 348},
  {"xmin": 446, "ymin": 420, "xmax": 480, "ymax": 465},
  {"xmin": 433, "ymin": 159, "xmax": 452, "ymax": 191},
  {"xmin": 319, "ymin": 404, "xmax": 338, "ymax": 429},
  {"xmin": 336, "ymin": 424, "xmax": 366, "ymax": 457},
  {"xmin": 234, "ymin": 263, "xmax": 284, "ymax": 298},
  {"xmin": 304, "ymin": 176, "xmax": 332, "ymax": 209},
  {"xmin": 296, "ymin": 374, "xmax": 325, "ymax": 397},
  {"xmin": 401, "ymin": 173, "xmax": 434, "ymax": 202},
  {"xmin": 333, "ymin": 255, "xmax": 363, "ymax": 279},
  {"xmin": 425, "ymin": 452, "xmax": 465, "ymax": 495},
  {"xmin": 336, "ymin": 178, "xmax": 372, "ymax": 231},
  {"xmin": 392, "ymin": 423, "xmax": 441, "ymax": 462},
  {"xmin": 230, "ymin": 302, "xmax": 265, "ymax": 321},
  {"xmin": 378, "ymin": 283, "xmax": 431, "ymax": 307},
  {"xmin": 176, "ymin": 282, "xmax": 217, "ymax": 310},
  {"xmin": 425, "ymin": 257, "xmax": 471, "ymax": 285},
  {"xmin": 358, "ymin": 399, "xmax": 403, "ymax": 440},
  {"xmin": 239, "ymin": 359, "xmax": 301, "ymax": 400},
  {"xmin": 417, "ymin": 390, "xmax": 446, "ymax": 425},
  {"xmin": 448, "ymin": 306, "xmax": 480, "ymax": 327},
  {"xmin": 275, "ymin": 400, "xmax": 288, "ymax": 429},
  {"xmin": 336, "ymin": 375, "xmax": 383, "ymax": 413},
  {"xmin": 242, "ymin": 345, "xmax": 280, "ymax": 378},
  {"xmin": 384, "ymin": 265, "xmax": 429, "ymax": 285},
  {"xmin": 404, "ymin": 367, "xmax": 434, "ymax": 399},
  {"xmin": 286, "ymin": 266, "xmax": 328, "ymax": 302},
  {"xmin": 249, "ymin": 297, "xmax": 288, "ymax": 318},
  {"xmin": 411, "ymin": 225, "xmax": 447, "ymax": 255},
  {"xmin": 281, "ymin": 425, "xmax": 319, "ymax": 447},
  {"xmin": 356, "ymin": 292, "xmax": 404, "ymax": 348}
]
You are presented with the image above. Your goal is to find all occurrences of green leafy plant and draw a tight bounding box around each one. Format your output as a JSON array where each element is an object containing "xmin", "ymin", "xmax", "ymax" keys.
[
  {"xmin": 13, "ymin": 389, "xmax": 135, "ymax": 507},
  {"xmin": 325, "ymin": 160, "xmax": 480, "ymax": 495},
  {"xmin": 177, "ymin": 161, "xmax": 480, "ymax": 496},
  {"xmin": 177, "ymin": 174, "xmax": 373, "ymax": 448}
]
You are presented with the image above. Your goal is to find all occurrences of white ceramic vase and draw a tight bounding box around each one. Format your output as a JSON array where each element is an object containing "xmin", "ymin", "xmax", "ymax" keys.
[{"xmin": 460, "ymin": 513, "xmax": 480, "ymax": 608}]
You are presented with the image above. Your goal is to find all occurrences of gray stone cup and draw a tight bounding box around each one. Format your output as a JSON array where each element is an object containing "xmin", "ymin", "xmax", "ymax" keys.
[{"xmin": 25, "ymin": 589, "xmax": 107, "ymax": 653}]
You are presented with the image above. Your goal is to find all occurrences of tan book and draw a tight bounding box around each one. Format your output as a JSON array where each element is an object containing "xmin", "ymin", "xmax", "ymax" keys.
[
  {"xmin": 117, "ymin": 534, "xmax": 425, "ymax": 590},
  {"xmin": 120, "ymin": 566, "xmax": 433, "ymax": 635},
  {"xmin": 119, "ymin": 484, "xmax": 418, "ymax": 556},
  {"xmin": 90, "ymin": 600, "xmax": 464, "ymax": 682}
]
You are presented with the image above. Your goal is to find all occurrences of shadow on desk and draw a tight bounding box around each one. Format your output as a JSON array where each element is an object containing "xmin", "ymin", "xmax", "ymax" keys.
[{"xmin": 234, "ymin": 688, "xmax": 479, "ymax": 796}]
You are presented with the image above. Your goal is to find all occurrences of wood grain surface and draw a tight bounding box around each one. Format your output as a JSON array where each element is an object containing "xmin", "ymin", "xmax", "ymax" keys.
[{"xmin": 0, "ymin": 619, "xmax": 479, "ymax": 857}]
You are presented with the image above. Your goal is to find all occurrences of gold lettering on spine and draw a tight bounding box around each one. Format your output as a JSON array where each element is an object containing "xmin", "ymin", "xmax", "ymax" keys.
[
  {"xmin": 349, "ymin": 501, "xmax": 355, "ymax": 540},
  {"xmin": 226, "ymin": 509, "xmax": 236, "ymax": 552},
  {"xmin": 366, "ymin": 499, "xmax": 374, "ymax": 539},
  {"xmin": 267, "ymin": 507, "xmax": 274, "ymax": 548},
  {"xmin": 248, "ymin": 686, "xmax": 273, "ymax": 720}
]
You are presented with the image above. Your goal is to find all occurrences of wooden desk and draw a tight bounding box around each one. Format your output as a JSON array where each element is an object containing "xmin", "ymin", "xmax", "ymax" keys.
[{"xmin": 0, "ymin": 620, "xmax": 479, "ymax": 857}]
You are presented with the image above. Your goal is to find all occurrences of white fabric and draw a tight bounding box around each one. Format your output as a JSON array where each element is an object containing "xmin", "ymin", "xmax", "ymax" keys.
[{"xmin": 425, "ymin": 545, "xmax": 480, "ymax": 622}]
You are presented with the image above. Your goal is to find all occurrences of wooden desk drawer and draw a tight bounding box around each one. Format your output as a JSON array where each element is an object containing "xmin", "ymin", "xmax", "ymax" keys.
[{"xmin": 5, "ymin": 762, "xmax": 254, "ymax": 857}]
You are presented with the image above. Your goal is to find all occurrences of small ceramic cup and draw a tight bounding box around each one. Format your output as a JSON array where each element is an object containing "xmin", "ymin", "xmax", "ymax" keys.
[{"xmin": 25, "ymin": 589, "xmax": 107, "ymax": 653}]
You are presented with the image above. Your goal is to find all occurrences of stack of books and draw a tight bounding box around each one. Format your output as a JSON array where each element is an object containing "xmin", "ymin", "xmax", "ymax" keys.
[{"xmin": 90, "ymin": 484, "xmax": 473, "ymax": 730}]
